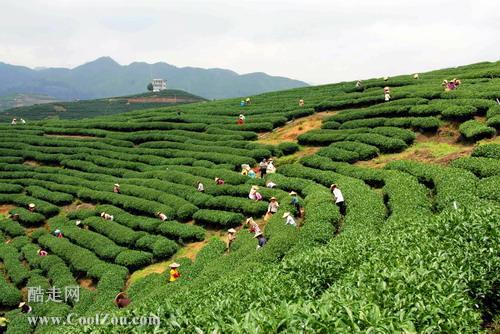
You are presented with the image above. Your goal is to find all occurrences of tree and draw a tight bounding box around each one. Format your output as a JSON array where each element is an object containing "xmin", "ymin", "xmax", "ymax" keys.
[{"xmin": 147, "ymin": 83, "xmax": 153, "ymax": 92}]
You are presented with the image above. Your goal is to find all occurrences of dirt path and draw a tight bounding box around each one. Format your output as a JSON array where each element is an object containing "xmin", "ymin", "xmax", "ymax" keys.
[
  {"xmin": 258, "ymin": 111, "xmax": 336, "ymax": 145},
  {"xmin": 0, "ymin": 204, "xmax": 15, "ymax": 218}
]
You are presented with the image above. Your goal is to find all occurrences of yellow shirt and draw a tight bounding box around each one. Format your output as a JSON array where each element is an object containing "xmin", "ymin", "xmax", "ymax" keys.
[{"xmin": 169, "ymin": 269, "xmax": 180, "ymax": 282}]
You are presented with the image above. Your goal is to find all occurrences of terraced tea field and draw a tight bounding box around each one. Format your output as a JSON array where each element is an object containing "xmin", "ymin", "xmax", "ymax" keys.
[{"xmin": 0, "ymin": 61, "xmax": 499, "ymax": 333}]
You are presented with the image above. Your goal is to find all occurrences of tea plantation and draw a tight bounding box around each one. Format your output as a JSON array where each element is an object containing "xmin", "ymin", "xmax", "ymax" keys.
[{"xmin": 0, "ymin": 61, "xmax": 499, "ymax": 333}]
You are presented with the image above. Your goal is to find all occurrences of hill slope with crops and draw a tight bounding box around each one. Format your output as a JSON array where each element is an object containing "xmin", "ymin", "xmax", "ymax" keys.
[
  {"xmin": 0, "ymin": 89, "xmax": 205, "ymax": 122},
  {"xmin": 0, "ymin": 60, "xmax": 499, "ymax": 334}
]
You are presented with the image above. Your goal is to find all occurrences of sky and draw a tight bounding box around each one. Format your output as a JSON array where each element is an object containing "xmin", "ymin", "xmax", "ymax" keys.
[{"xmin": 0, "ymin": 0, "xmax": 499, "ymax": 84}]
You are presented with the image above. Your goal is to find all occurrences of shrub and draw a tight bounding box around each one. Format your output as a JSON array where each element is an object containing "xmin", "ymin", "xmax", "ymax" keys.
[
  {"xmin": 329, "ymin": 141, "xmax": 379, "ymax": 160},
  {"xmin": 459, "ymin": 120, "xmax": 495, "ymax": 141},
  {"xmin": 0, "ymin": 219, "xmax": 24, "ymax": 237},
  {"xmin": 0, "ymin": 183, "xmax": 23, "ymax": 193},
  {"xmin": 135, "ymin": 235, "xmax": 179, "ymax": 259},
  {"xmin": 157, "ymin": 221, "xmax": 206, "ymax": 242},
  {"xmin": 486, "ymin": 115, "xmax": 500, "ymax": 129},
  {"xmin": 277, "ymin": 142, "xmax": 300, "ymax": 155},
  {"xmin": 442, "ymin": 105, "xmax": 478, "ymax": 119},
  {"xmin": 317, "ymin": 146, "xmax": 360, "ymax": 163},
  {"xmin": 451, "ymin": 157, "xmax": 500, "ymax": 178},
  {"xmin": 193, "ymin": 209, "xmax": 245, "ymax": 227},
  {"xmin": 8, "ymin": 207, "xmax": 46, "ymax": 226},
  {"xmin": 346, "ymin": 133, "xmax": 407, "ymax": 153},
  {"xmin": 472, "ymin": 143, "xmax": 500, "ymax": 159},
  {"xmin": 115, "ymin": 250, "xmax": 153, "ymax": 270}
]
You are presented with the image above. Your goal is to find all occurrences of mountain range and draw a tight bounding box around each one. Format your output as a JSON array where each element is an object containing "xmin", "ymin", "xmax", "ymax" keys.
[{"xmin": 0, "ymin": 57, "xmax": 308, "ymax": 101}]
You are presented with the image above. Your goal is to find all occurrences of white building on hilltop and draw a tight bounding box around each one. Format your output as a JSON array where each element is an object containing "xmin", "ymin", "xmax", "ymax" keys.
[{"xmin": 152, "ymin": 79, "xmax": 167, "ymax": 92}]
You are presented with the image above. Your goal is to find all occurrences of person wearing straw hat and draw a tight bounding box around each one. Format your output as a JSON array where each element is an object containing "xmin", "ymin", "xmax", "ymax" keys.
[
  {"xmin": 299, "ymin": 99, "xmax": 305, "ymax": 107},
  {"xmin": 289, "ymin": 191, "xmax": 302, "ymax": 218},
  {"xmin": 114, "ymin": 292, "xmax": 131, "ymax": 308},
  {"xmin": 246, "ymin": 217, "xmax": 261, "ymax": 234},
  {"xmin": 227, "ymin": 228, "xmax": 237, "ymax": 250},
  {"xmin": 283, "ymin": 212, "xmax": 297, "ymax": 227},
  {"xmin": 169, "ymin": 263, "xmax": 181, "ymax": 282},
  {"xmin": 245, "ymin": 97, "xmax": 251, "ymax": 105},
  {"xmin": 75, "ymin": 220, "xmax": 82, "ymax": 227},
  {"xmin": 249, "ymin": 186, "xmax": 263, "ymax": 201},
  {"xmin": 9, "ymin": 213, "xmax": 19, "ymax": 221},
  {"xmin": 254, "ymin": 232, "xmax": 266, "ymax": 250},
  {"xmin": 267, "ymin": 197, "xmax": 279, "ymax": 215},
  {"xmin": 197, "ymin": 181, "xmax": 205, "ymax": 192},
  {"xmin": 355, "ymin": 80, "xmax": 363, "ymax": 88},
  {"xmin": 37, "ymin": 249, "xmax": 48, "ymax": 257},
  {"xmin": 383, "ymin": 76, "xmax": 389, "ymax": 81},
  {"xmin": 330, "ymin": 184, "xmax": 346, "ymax": 215},
  {"xmin": 100, "ymin": 212, "xmax": 114, "ymax": 221},
  {"xmin": 266, "ymin": 181, "xmax": 276, "ymax": 189},
  {"xmin": 0, "ymin": 315, "xmax": 8, "ymax": 333},
  {"xmin": 248, "ymin": 169, "xmax": 256, "ymax": 179},
  {"xmin": 18, "ymin": 302, "xmax": 32, "ymax": 314},
  {"xmin": 259, "ymin": 159, "xmax": 268, "ymax": 178},
  {"xmin": 413, "ymin": 73, "xmax": 419, "ymax": 79},
  {"xmin": 156, "ymin": 212, "xmax": 168, "ymax": 221},
  {"xmin": 28, "ymin": 203, "xmax": 36, "ymax": 212},
  {"xmin": 113, "ymin": 183, "xmax": 121, "ymax": 194},
  {"xmin": 53, "ymin": 229, "xmax": 64, "ymax": 238},
  {"xmin": 11, "ymin": 118, "xmax": 17, "ymax": 125},
  {"xmin": 266, "ymin": 159, "xmax": 276, "ymax": 174},
  {"xmin": 215, "ymin": 177, "xmax": 225, "ymax": 185}
]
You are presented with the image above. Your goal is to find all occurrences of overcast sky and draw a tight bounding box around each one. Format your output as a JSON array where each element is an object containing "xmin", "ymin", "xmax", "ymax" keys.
[{"xmin": 0, "ymin": 0, "xmax": 498, "ymax": 84}]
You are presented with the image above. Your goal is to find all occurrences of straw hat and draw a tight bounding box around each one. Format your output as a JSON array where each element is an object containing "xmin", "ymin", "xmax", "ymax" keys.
[
  {"xmin": 37, "ymin": 249, "xmax": 42, "ymax": 255},
  {"xmin": 228, "ymin": 228, "xmax": 236, "ymax": 234},
  {"xmin": 100, "ymin": 212, "xmax": 105, "ymax": 217},
  {"xmin": 270, "ymin": 197, "xmax": 277, "ymax": 201},
  {"xmin": 114, "ymin": 184, "xmax": 120, "ymax": 187},
  {"xmin": 18, "ymin": 302, "xmax": 26, "ymax": 308},
  {"xmin": 254, "ymin": 232, "xmax": 263, "ymax": 238},
  {"xmin": 215, "ymin": 177, "xmax": 219, "ymax": 181},
  {"xmin": 75, "ymin": 220, "xmax": 82, "ymax": 226},
  {"xmin": 54, "ymin": 229, "xmax": 61, "ymax": 234},
  {"xmin": 251, "ymin": 185, "xmax": 259, "ymax": 190},
  {"xmin": 383, "ymin": 76, "xmax": 389, "ymax": 81},
  {"xmin": 169, "ymin": 262, "xmax": 180, "ymax": 268},
  {"xmin": 246, "ymin": 217, "xmax": 253, "ymax": 224},
  {"xmin": 330, "ymin": 184, "xmax": 337, "ymax": 189},
  {"xmin": 28, "ymin": 203, "xmax": 36, "ymax": 209},
  {"xmin": 282, "ymin": 212, "xmax": 291, "ymax": 218},
  {"xmin": 289, "ymin": 191, "xmax": 297, "ymax": 196}
]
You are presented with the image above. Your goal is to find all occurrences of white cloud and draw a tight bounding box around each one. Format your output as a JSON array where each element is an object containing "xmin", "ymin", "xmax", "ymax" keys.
[{"xmin": 0, "ymin": 0, "xmax": 498, "ymax": 83}]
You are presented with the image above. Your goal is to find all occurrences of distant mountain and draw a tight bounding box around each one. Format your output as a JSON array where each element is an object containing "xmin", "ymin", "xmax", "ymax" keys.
[
  {"xmin": 0, "ymin": 57, "xmax": 308, "ymax": 101},
  {"xmin": 0, "ymin": 89, "xmax": 205, "ymax": 121}
]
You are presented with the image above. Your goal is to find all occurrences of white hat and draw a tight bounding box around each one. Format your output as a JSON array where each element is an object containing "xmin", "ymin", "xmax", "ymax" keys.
[
  {"xmin": 18, "ymin": 302, "xmax": 26, "ymax": 308},
  {"xmin": 28, "ymin": 203, "xmax": 36, "ymax": 208},
  {"xmin": 169, "ymin": 262, "xmax": 180, "ymax": 268},
  {"xmin": 246, "ymin": 217, "xmax": 253, "ymax": 224},
  {"xmin": 37, "ymin": 249, "xmax": 42, "ymax": 254},
  {"xmin": 254, "ymin": 232, "xmax": 263, "ymax": 238},
  {"xmin": 289, "ymin": 191, "xmax": 297, "ymax": 196},
  {"xmin": 228, "ymin": 228, "xmax": 236, "ymax": 233},
  {"xmin": 383, "ymin": 76, "xmax": 389, "ymax": 81},
  {"xmin": 251, "ymin": 185, "xmax": 259, "ymax": 190},
  {"xmin": 75, "ymin": 220, "xmax": 82, "ymax": 226},
  {"xmin": 270, "ymin": 197, "xmax": 277, "ymax": 201},
  {"xmin": 114, "ymin": 184, "xmax": 120, "ymax": 187},
  {"xmin": 214, "ymin": 177, "xmax": 219, "ymax": 181},
  {"xmin": 282, "ymin": 212, "xmax": 291, "ymax": 218},
  {"xmin": 100, "ymin": 212, "xmax": 105, "ymax": 217}
]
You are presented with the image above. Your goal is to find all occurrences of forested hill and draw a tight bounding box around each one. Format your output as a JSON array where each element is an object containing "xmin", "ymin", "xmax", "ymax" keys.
[{"xmin": 0, "ymin": 57, "xmax": 308, "ymax": 100}]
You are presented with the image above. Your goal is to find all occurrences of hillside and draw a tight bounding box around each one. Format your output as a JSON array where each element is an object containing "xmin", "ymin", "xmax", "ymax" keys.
[
  {"xmin": 0, "ymin": 61, "xmax": 499, "ymax": 333},
  {"xmin": 0, "ymin": 93, "xmax": 60, "ymax": 111},
  {"xmin": 0, "ymin": 89, "xmax": 205, "ymax": 121},
  {"xmin": 0, "ymin": 57, "xmax": 308, "ymax": 101}
]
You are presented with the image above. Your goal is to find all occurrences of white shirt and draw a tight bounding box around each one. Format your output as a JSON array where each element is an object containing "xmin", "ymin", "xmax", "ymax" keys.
[
  {"xmin": 333, "ymin": 188, "xmax": 344, "ymax": 203},
  {"xmin": 285, "ymin": 215, "xmax": 296, "ymax": 226},
  {"xmin": 159, "ymin": 213, "xmax": 168, "ymax": 221}
]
